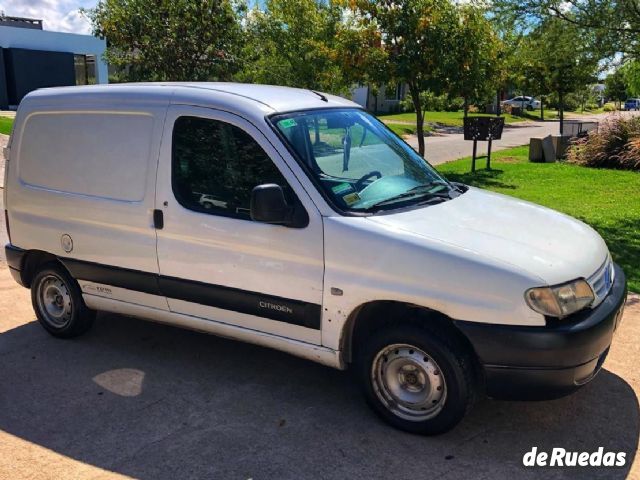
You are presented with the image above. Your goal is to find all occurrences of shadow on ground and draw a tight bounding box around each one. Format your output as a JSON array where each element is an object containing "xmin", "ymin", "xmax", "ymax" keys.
[
  {"xmin": 442, "ymin": 167, "xmax": 517, "ymax": 190},
  {"xmin": 0, "ymin": 314, "xmax": 637, "ymax": 479}
]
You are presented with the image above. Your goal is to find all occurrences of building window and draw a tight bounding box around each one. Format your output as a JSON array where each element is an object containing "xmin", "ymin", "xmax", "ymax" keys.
[
  {"xmin": 74, "ymin": 55, "xmax": 96, "ymax": 85},
  {"xmin": 394, "ymin": 83, "xmax": 403, "ymax": 101}
]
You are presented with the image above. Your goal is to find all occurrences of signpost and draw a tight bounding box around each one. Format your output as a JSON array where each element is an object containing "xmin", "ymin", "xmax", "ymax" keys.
[{"xmin": 463, "ymin": 116, "xmax": 505, "ymax": 172}]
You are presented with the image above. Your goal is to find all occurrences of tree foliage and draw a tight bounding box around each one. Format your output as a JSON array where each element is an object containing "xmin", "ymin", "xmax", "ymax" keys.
[
  {"xmin": 341, "ymin": 0, "xmax": 462, "ymax": 156},
  {"xmin": 605, "ymin": 68, "xmax": 629, "ymax": 106},
  {"xmin": 87, "ymin": 0, "xmax": 242, "ymax": 81},
  {"xmin": 449, "ymin": 5, "xmax": 499, "ymax": 115},
  {"xmin": 511, "ymin": 17, "xmax": 600, "ymax": 130},
  {"xmin": 621, "ymin": 60, "xmax": 640, "ymax": 96},
  {"xmin": 237, "ymin": 0, "xmax": 348, "ymax": 93},
  {"xmin": 493, "ymin": 0, "xmax": 636, "ymax": 59}
]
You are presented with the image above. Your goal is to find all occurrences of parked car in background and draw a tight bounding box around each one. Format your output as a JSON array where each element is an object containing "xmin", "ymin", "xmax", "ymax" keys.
[
  {"xmin": 624, "ymin": 98, "xmax": 640, "ymax": 111},
  {"xmin": 4, "ymin": 83, "xmax": 627, "ymax": 436},
  {"xmin": 502, "ymin": 96, "xmax": 541, "ymax": 111},
  {"xmin": 197, "ymin": 193, "xmax": 229, "ymax": 210}
]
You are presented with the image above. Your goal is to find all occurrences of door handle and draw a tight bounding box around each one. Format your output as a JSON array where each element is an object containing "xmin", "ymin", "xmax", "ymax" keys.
[{"xmin": 153, "ymin": 209, "xmax": 164, "ymax": 229}]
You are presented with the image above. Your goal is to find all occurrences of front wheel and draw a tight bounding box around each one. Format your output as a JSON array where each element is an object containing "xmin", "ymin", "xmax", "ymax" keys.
[
  {"xmin": 355, "ymin": 324, "xmax": 476, "ymax": 435},
  {"xmin": 31, "ymin": 263, "xmax": 96, "ymax": 338}
]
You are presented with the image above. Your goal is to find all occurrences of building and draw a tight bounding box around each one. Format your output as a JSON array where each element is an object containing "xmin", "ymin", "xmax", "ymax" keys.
[
  {"xmin": 0, "ymin": 16, "xmax": 107, "ymax": 109},
  {"xmin": 351, "ymin": 84, "xmax": 407, "ymax": 113}
]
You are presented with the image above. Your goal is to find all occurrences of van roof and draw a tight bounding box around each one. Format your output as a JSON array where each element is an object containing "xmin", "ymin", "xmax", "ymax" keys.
[{"xmin": 22, "ymin": 82, "xmax": 359, "ymax": 114}]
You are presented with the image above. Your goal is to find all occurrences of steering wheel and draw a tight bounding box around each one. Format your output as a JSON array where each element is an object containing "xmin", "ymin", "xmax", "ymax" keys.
[{"xmin": 355, "ymin": 171, "xmax": 382, "ymax": 191}]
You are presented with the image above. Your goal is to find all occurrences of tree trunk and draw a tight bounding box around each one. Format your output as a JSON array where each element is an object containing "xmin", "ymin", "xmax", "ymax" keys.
[
  {"xmin": 559, "ymin": 90, "xmax": 564, "ymax": 136},
  {"xmin": 540, "ymin": 97, "xmax": 545, "ymax": 121},
  {"xmin": 496, "ymin": 90, "xmax": 501, "ymax": 116},
  {"xmin": 314, "ymin": 117, "xmax": 320, "ymax": 145},
  {"xmin": 409, "ymin": 83, "xmax": 425, "ymax": 157},
  {"xmin": 463, "ymin": 96, "xmax": 469, "ymax": 118}
]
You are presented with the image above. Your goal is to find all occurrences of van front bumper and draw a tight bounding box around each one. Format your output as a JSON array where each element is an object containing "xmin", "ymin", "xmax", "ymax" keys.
[{"xmin": 455, "ymin": 263, "xmax": 628, "ymax": 400}]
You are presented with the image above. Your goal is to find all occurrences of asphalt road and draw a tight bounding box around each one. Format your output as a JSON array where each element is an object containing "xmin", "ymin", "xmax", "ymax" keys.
[{"xmin": 404, "ymin": 111, "xmax": 640, "ymax": 165}]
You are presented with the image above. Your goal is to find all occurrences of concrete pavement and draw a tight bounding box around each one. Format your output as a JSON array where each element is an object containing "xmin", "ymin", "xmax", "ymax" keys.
[{"xmin": 404, "ymin": 111, "xmax": 640, "ymax": 165}]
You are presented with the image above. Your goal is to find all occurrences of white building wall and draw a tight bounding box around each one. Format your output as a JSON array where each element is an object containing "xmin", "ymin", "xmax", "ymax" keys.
[{"xmin": 0, "ymin": 26, "xmax": 107, "ymax": 83}]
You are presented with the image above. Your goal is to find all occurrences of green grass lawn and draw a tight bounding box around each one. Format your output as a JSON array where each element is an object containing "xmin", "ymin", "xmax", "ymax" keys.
[
  {"xmin": 385, "ymin": 122, "xmax": 431, "ymax": 137},
  {"xmin": 437, "ymin": 146, "xmax": 640, "ymax": 293},
  {"xmin": 0, "ymin": 117, "xmax": 13, "ymax": 135}
]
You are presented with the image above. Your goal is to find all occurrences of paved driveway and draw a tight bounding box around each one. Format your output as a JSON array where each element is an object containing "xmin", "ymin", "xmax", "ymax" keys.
[{"xmin": 404, "ymin": 111, "xmax": 640, "ymax": 165}]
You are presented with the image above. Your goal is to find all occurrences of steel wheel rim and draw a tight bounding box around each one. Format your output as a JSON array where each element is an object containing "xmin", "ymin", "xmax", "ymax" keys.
[
  {"xmin": 36, "ymin": 274, "xmax": 73, "ymax": 327},
  {"xmin": 371, "ymin": 343, "xmax": 447, "ymax": 421}
]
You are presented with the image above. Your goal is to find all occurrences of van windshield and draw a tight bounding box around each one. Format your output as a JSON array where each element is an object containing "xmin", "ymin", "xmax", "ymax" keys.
[{"xmin": 271, "ymin": 108, "xmax": 458, "ymax": 212}]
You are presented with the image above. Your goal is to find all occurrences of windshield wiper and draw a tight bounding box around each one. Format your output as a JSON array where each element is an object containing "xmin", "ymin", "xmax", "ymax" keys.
[{"xmin": 362, "ymin": 182, "xmax": 453, "ymax": 212}]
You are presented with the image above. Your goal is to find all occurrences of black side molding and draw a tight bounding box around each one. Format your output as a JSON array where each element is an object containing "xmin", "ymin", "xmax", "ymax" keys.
[
  {"xmin": 61, "ymin": 258, "xmax": 161, "ymax": 296},
  {"xmin": 59, "ymin": 257, "xmax": 321, "ymax": 329},
  {"xmin": 159, "ymin": 276, "xmax": 321, "ymax": 329}
]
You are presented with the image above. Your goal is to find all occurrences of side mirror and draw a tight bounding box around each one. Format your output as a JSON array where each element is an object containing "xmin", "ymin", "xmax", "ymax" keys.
[{"xmin": 250, "ymin": 184, "xmax": 293, "ymax": 225}]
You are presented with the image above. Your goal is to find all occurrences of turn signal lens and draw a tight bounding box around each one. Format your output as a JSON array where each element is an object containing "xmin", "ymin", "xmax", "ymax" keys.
[{"xmin": 525, "ymin": 279, "xmax": 594, "ymax": 318}]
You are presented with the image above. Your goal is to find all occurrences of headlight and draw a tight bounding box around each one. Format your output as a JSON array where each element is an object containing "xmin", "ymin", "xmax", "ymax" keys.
[{"xmin": 525, "ymin": 279, "xmax": 594, "ymax": 317}]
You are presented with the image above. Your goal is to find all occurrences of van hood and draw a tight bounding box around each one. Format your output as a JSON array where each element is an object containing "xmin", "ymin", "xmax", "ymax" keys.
[{"xmin": 366, "ymin": 187, "xmax": 608, "ymax": 285}]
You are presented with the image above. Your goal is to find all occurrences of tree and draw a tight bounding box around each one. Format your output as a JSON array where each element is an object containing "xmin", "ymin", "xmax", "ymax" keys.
[
  {"xmin": 621, "ymin": 60, "xmax": 640, "ymax": 96},
  {"xmin": 605, "ymin": 68, "xmax": 628, "ymax": 108},
  {"xmin": 344, "ymin": 0, "xmax": 460, "ymax": 156},
  {"xmin": 335, "ymin": 17, "xmax": 391, "ymax": 112},
  {"xmin": 520, "ymin": 18, "xmax": 600, "ymax": 134},
  {"xmin": 237, "ymin": 0, "xmax": 348, "ymax": 94},
  {"xmin": 449, "ymin": 5, "xmax": 499, "ymax": 117},
  {"xmin": 493, "ymin": 0, "xmax": 634, "ymax": 59},
  {"xmin": 491, "ymin": 21, "xmax": 527, "ymax": 117},
  {"xmin": 87, "ymin": 0, "xmax": 242, "ymax": 82}
]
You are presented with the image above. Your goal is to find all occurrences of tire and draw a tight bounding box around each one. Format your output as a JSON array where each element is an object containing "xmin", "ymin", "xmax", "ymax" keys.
[
  {"xmin": 355, "ymin": 323, "xmax": 476, "ymax": 435},
  {"xmin": 31, "ymin": 263, "xmax": 96, "ymax": 338}
]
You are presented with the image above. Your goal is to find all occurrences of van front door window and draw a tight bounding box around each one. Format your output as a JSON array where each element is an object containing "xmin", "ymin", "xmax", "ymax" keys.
[{"xmin": 172, "ymin": 116, "xmax": 290, "ymax": 219}]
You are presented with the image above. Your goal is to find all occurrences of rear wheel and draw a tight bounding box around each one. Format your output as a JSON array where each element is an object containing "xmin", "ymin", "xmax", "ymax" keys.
[
  {"xmin": 356, "ymin": 323, "xmax": 476, "ymax": 435},
  {"xmin": 31, "ymin": 263, "xmax": 95, "ymax": 338}
]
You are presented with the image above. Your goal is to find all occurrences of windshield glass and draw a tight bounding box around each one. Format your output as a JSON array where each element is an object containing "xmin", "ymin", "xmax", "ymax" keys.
[{"xmin": 271, "ymin": 108, "xmax": 455, "ymax": 212}]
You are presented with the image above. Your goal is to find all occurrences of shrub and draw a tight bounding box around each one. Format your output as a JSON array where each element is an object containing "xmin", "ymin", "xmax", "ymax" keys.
[
  {"xmin": 603, "ymin": 103, "xmax": 616, "ymax": 112},
  {"xmin": 566, "ymin": 116, "xmax": 640, "ymax": 170},
  {"xmin": 399, "ymin": 92, "xmax": 464, "ymax": 113}
]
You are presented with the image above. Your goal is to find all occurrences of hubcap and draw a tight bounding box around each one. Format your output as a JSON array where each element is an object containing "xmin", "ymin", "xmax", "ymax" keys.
[
  {"xmin": 36, "ymin": 274, "xmax": 73, "ymax": 327},
  {"xmin": 371, "ymin": 344, "xmax": 446, "ymax": 421}
]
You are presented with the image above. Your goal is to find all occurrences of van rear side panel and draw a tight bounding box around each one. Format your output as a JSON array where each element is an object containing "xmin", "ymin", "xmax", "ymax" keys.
[{"xmin": 6, "ymin": 96, "xmax": 168, "ymax": 277}]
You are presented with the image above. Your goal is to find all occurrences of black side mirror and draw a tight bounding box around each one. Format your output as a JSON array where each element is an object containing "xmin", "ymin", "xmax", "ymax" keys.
[{"xmin": 250, "ymin": 184, "xmax": 293, "ymax": 225}]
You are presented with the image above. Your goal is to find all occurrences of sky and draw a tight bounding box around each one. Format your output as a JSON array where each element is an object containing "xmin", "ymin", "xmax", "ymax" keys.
[{"xmin": 0, "ymin": 0, "xmax": 97, "ymax": 34}]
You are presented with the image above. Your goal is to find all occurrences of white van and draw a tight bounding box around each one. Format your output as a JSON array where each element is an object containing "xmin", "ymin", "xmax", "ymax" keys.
[{"xmin": 3, "ymin": 84, "xmax": 627, "ymax": 434}]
